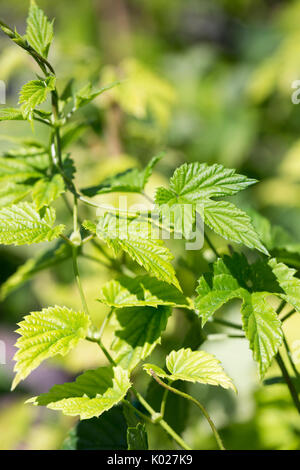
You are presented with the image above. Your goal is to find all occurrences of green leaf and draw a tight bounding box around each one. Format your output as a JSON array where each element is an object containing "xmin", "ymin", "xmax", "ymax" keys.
[
  {"xmin": 96, "ymin": 213, "xmax": 180, "ymax": 289},
  {"xmin": 144, "ymin": 347, "xmax": 235, "ymax": 391},
  {"xmin": 0, "ymin": 240, "xmax": 71, "ymax": 300},
  {"xmin": 204, "ymin": 201, "xmax": 269, "ymax": 254},
  {"xmin": 0, "ymin": 108, "xmax": 24, "ymax": 121},
  {"xmin": 155, "ymin": 162, "xmax": 267, "ymax": 254},
  {"xmin": 29, "ymin": 366, "xmax": 131, "ymax": 419},
  {"xmin": 0, "ymin": 183, "xmax": 32, "ymax": 208},
  {"xmin": 81, "ymin": 153, "xmax": 162, "ymax": 197},
  {"xmin": 241, "ymin": 291, "xmax": 283, "ymax": 378},
  {"xmin": 0, "ymin": 157, "xmax": 43, "ymax": 184},
  {"xmin": 0, "ymin": 202, "xmax": 65, "ymax": 245},
  {"xmin": 195, "ymin": 254, "xmax": 283, "ymax": 378},
  {"xmin": 19, "ymin": 76, "xmax": 56, "ymax": 120},
  {"xmin": 12, "ymin": 306, "xmax": 90, "ymax": 390},
  {"xmin": 74, "ymin": 81, "xmax": 120, "ymax": 110},
  {"xmin": 112, "ymin": 306, "xmax": 171, "ymax": 371},
  {"xmin": 98, "ymin": 275, "xmax": 192, "ymax": 309},
  {"xmin": 26, "ymin": 0, "xmax": 54, "ymax": 58},
  {"xmin": 156, "ymin": 162, "xmax": 256, "ymax": 204},
  {"xmin": 127, "ymin": 423, "xmax": 148, "ymax": 450},
  {"xmin": 32, "ymin": 174, "xmax": 65, "ymax": 210},
  {"xmin": 269, "ymin": 258, "xmax": 300, "ymax": 312},
  {"xmin": 62, "ymin": 406, "xmax": 128, "ymax": 450}
]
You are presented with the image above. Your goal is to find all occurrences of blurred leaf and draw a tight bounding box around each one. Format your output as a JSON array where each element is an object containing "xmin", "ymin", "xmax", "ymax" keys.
[
  {"xmin": 0, "ymin": 108, "xmax": 24, "ymax": 121},
  {"xmin": 127, "ymin": 423, "xmax": 148, "ymax": 450}
]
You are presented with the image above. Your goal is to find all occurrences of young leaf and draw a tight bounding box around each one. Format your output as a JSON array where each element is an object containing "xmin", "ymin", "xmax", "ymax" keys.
[
  {"xmin": 111, "ymin": 306, "xmax": 172, "ymax": 371},
  {"xmin": 96, "ymin": 213, "xmax": 180, "ymax": 289},
  {"xmin": 195, "ymin": 254, "xmax": 283, "ymax": 378},
  {"xmin": 127, "ymin": 423, "xmax": 148, "ymax": 450},
  {"xmin": 155, "ymin": 162, "xmax": 267, "ymax": 254},
  {"xmin": 98, "ymin": 275, "xmax": 192, "ymax": 309},
  {"xmin": 62, "ymin": 406, "xmax": 128, "ymax": 450},
  {"xmin": 0, "ymin": 108, "xmax": 24, "ymax": 121},
  {"xmin": 0, "ymin": 240, "xmax": 71, "ymax": 300},
  {"xmin": 269, "ymin": 258, "xmax": 300, "ymax": 312},
  {"xmin": 29, "ymin": 366, "xmax": 131, "ymax": 419},
  {"xmin": 32, "ymin": 174, "xmax": 65, "ymax": 210},
  {"xmin": 81, "ymin": 153, "xmax": 162, "ymax": 197},
  {"xmin": 144, "ymin": 347, "xmax": 235, "ymax": 391},
  {"xmin": 0, "ymin": 202, "xmax": 65, "ymax": 245},
  {"xmin": 26, "ymin": 0, "xmax": 54, "ymax": 58},
  {"xmin": 12, "ymin": 306, "xmax": 90, "ymax": 390},
  {"xmin": 19, "ymin": 76, "xmax": 56, "ymax": 120},
  {"xmin": 74, "ymin": 81, "xmax": 120, "ymax": 110}
]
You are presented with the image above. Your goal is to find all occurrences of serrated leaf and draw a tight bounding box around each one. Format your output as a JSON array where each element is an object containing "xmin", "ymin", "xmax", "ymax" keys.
[
  {"xmin": 98, "ymin": 275, "xmax": 192, "ymax": 309},
  {"xmin": 82, "ymin": 219, "xmax": 96, "ymax": 233},
  {"xmin": 204, "ymin": 201, "xmax": 269, "ymax": 254},
  {"xmin": 0, "ymin": 108, "xmax": 24, "ymax": 121},
  {"xmin": 29, "ymin": 366, "xmax": 131, "ymax": 419},
  {"xmin": 0, "ymin": 157, "xmax": 43, "ymax": 184},
  {"xmin": 269, "ymin": 258, "xmax": 300, "ymax": 312},
  {"xmin": 74, "ymin": 81, "xmax": 120, "ymax": 110},
  {"xmin": 26, "ymin": 0, "xmax": 54, "ymax": 58},
  {"xmin": 127, "ymin": 423, "xmax": 148, "ymax": 450},
  {"xmin": 195, "ymin": 254, "xmax": 283, "ymax": 378},
  {"xmin": 96, "ymin": 213, "xmax": 180, "ymax": 289},
  {"xmin": 0, "ymin": 183, "xmax": 32, "ymax": 207},
  {"xmin": 144, "ymin": 347, "xmax": 235, "ymax": 391},
  {"xmin": 112, "ymin": 306, "xmax": 171, "ymax": 371},
  {"xmin": 0, "ymin": 202, "xmax": 64, "ymax": 245},
  {"xmin": 32, "ymin": 174, "xmax": 65, "ymax": 210},
  {"xmin": 0, "ymin": 240, "xmax": 71, "ymax": 300},
  {"xmin": 155, "ymin": 162, "xmax": 267, "ymax": 254},
  {"xmin": 12, "ymin": 306, "xmax": 90, "ymax": 390},
  {"xmin": 81, "ymin": 153, "xmax": 162, "ymax": 197},
  {"xmin": 156, "ymin": 162, "xmax": 256, "ymax": 204},
  {"xmin": 241, "ymin": 292, "xmax": 283, "ymax": 378},
  {"xmin": 19, "ymin": 76, "xmax": 56, "ymax": 120},
  {"xmin": 62, "ymin": 406, "xmax": 128, "ymax": 450}
]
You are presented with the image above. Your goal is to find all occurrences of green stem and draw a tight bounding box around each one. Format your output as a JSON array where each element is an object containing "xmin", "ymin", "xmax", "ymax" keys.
[
  {"xmin": 276, "ymin": 352, "xmax": 300, "ymax": 414},
  {"xmin": 160, "ymin": 388, "xmax": 169, "ymax": 417},
  {"xmin": 72, "ymin": 247, "xmax": 90, "ymax": 318},
  {"xmin": 204, "ymin": 233, "xmax": 220, "ymax": 258},
  {"xmin": 210, "ymin": 318, "xmax": 243, "ymax": 331},
  {"xmin": 122, "ymin": 399, "xmax": 153, "ymax": 425},
  {"xmin": 282, "ymin": 335, "xmax": 300, "ymax": 378},
  {"xmin": 149, "ymin": 370, "xmax": 225, "ymax": 450}
]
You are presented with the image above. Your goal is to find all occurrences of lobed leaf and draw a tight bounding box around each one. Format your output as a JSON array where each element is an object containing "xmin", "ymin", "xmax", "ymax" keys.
[
  {"xmin": 12, "ymin": 305, "xmax": 90, "ymax": 389},
  {"xmin": 0, "ymin": 202, "xmax": 65, "ymax": 245},
  {"xmin": 269, "ymin": 258, "xmax": 300, "ymax": 312},
  {"xmin": 19, "ymin": 76, "xmax": 56, "ymax": 120}
]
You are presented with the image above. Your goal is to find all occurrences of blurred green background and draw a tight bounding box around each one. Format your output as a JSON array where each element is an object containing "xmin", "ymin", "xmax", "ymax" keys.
[{"xmin": 0, "ymin": 0, "xmax": 300, "ymax": 450}]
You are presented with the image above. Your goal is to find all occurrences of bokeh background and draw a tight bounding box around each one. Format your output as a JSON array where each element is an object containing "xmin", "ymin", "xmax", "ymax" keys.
[{"xmin": 0, "ymin": 0, "xmax": 300, "ymax": 450}]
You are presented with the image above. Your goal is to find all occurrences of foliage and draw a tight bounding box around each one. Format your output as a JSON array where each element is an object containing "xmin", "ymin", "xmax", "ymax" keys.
[{"xmin": 0, "ymin": 1, "xmax": 299, "ymax": 451}]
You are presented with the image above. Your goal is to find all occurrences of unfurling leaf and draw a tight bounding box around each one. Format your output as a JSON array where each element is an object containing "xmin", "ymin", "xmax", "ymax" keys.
[
  {"xmin": 0, "ymin": 202, "xmax": 64, "ymax": 245},
  {"xmin": 144, "ymin": 347, "xmax": 235, "ymax": 391},
  {"xmin": 26, "ymin": 0, "xmax": 54, "ymax": 58},
  {"xmin": 12, "ymin": 306, "xmax": 90, "ymax": 389},
  {"xmin": 29, "ymin": 366, "xmax": 131, "ymax": 419}
]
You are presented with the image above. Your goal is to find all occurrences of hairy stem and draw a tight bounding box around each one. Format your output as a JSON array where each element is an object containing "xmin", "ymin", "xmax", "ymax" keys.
[{"xmin": 150, "ymin": 370, "xmax": 225, "ymax": 450}]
